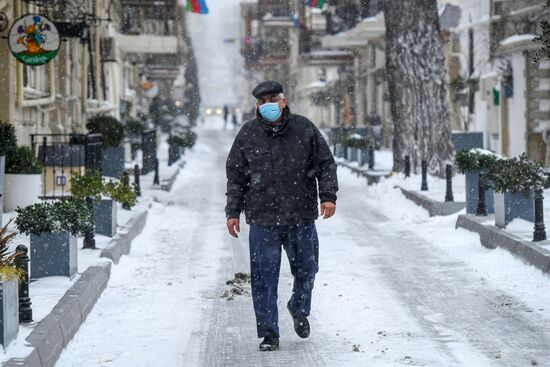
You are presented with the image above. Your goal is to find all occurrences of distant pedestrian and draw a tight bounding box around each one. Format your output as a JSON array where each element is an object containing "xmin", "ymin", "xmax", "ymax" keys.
[
  {"xmin": 223, "ymin": 104, "xmax": 229, "ymax": 129},
  {"xmin": 231, "ymin": 111, "xmax": 238, "ymax": 128},
  {"xmin": 225, "ymin": 81, "xmax": 338, "ymax": 351}
]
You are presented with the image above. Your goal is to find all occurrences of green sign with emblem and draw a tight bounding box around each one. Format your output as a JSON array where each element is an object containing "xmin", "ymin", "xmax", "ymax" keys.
[{"xmin": 8, "ymin": 14, "xmax": 60, "ymax": 66}]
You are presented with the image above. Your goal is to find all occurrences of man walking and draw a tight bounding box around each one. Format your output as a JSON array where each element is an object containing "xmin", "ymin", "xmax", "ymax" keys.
[{"xmin": 225, "ymin": 81, "xmax": 338, "ymax": 351}]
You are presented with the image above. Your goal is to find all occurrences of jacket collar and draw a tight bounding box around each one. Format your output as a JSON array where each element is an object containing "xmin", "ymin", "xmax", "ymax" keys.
[{"xmin": 256, "ymin": 106, "xmax": 291, "ymax": 137}]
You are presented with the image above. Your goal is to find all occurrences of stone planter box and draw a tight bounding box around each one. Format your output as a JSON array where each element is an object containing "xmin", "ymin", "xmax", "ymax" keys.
[
  {"xmin": 102, "ymin": 147, "xmax": 125, "ymax": 178},
  {"xmin": 0, "ymin": 279, "xmax": 18, "ymax": 347},
  {"xmin": 451, "ymin": 131, "xmax": 484, "ymax": 152},
  {"xmin": 30, "ymin": 232, "xmax": 78, "ymax": 279},
  {"xmin": 465, "ymin": 171, "xmax": 495, "ymax": 214},
  {"xmin": 494, "ymin": 191, "xmax": 535, "ymax": 228},
  {"xmin": 0, "ymin": 155, "xmax": 4, "ymax": 226},
  {"xmin": 359, "ymin": 149, "xmax": 369, "ymax": 167},
  {"xmin": 348, "ymin": 147, "xmax": 358, "ymax": 162},
  {"xmin": 335, "ymin": 144, "xmax": 345, "ymax": 158},
  {"xmin": 94, "ymin": 199, "xmax": 117, "ymax": 237},
  {"xmin": 4, "ymin": 173, "xmax": 41, "ymax": 212}
]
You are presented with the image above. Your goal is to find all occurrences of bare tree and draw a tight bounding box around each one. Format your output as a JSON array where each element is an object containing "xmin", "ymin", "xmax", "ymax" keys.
[{"xmin": 384, "ymin": 0, "xmax": 453, "ymax": 176}]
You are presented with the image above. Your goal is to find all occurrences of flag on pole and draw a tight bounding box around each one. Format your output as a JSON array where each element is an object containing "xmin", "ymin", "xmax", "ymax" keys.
[
  {"xmin": 187, "ymin": 0, "xmax": 209, "ymax": 14},
  {"xmin": 306, "ymin": 0, "xmax": 325, "ymax": 9}
]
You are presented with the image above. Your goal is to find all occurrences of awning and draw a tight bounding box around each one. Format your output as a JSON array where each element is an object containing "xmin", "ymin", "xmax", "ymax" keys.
[{"xmin": 321, "ymin": 13, "xmax": 385, "ymax": 50}]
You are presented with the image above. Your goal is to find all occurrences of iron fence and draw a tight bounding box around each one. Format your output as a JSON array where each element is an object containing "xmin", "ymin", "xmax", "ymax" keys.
[{"xmin": 31, "ymin": 133, "xmax": 103, "ymax": 199}]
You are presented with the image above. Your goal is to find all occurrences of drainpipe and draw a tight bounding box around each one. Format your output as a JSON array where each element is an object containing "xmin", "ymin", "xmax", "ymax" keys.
[{"xmin": 82, "ymin": 37, "xmax": 88, "ymax": 113}]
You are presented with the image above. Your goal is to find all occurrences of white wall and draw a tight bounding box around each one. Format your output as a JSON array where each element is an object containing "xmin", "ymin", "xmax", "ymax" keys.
[{"xmin": 507, "ymin": 53, "xmax": 527, "ymax": 157}]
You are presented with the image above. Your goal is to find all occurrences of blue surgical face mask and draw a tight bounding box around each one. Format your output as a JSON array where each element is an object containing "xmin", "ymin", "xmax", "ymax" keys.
[{"xmin": 259, "ymin": 102, "xmax": 282, "ymax": 122}]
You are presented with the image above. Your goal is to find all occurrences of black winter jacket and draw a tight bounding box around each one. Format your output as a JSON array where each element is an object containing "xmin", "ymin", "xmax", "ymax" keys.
[{"xmin": 225, "ymin": 107, "xmax": 338, "ymax": 225}]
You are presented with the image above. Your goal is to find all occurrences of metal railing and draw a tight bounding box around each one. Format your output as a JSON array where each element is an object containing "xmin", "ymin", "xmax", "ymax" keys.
[{"xmin": 30, "ymin": 133, "xmax": 103, "ymax": 199}]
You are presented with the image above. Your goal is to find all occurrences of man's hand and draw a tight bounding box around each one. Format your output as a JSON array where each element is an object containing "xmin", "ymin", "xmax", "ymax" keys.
[
  {"xmin": 320, "ymin": 202, "xmax": 336, "ymax": 219},
  {"xmin": 227, "ymin": 218, "xmax": 240, "ymax": 238}
]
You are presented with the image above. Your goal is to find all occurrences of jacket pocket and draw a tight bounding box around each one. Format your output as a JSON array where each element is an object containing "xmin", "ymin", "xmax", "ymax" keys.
[{"xmin": 245, "ymin": 147, "xmax": 271, "ymax": 185}]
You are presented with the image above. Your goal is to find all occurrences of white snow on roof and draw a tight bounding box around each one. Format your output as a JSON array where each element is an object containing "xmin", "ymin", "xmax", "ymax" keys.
[
  {"xmin": 500, "ymin": 34, "xmax": 537, "ymax": 46},
  {"xmin": 306, "ymin": 81, "xmax": 327, "ymax": 89}
]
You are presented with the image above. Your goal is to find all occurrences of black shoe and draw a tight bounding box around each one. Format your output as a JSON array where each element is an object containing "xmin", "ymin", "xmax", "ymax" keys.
[
  {"xmin": 259, "ymin": 335, "xmax": 279, "ymax": 351},
  {"xmin": 287, "ymin": 303, "xmax": 310, "ymax": 339}
]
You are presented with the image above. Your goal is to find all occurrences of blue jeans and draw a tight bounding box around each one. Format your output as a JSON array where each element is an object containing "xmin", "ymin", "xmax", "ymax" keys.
[{"xmin": 249, "ymin": 222, "xmax": 319, "ymax": 338}]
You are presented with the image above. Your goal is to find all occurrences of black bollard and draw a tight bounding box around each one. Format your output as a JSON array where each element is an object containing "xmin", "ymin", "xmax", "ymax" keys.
[
  {"xmin": 121, "ymin": 171, "xmax": 131, "ymax": 210},
  {"xmin": 153, "ymin": 159, "xmax": 160, "ymax": 186},
  {"xmin": 445, "ymin": 164, "xmax": 454, "ymax": 202},
  {"xmin": 533, "ymin": 187, "xmax": 547, "ymax": 241},
  {"xmin": 368, "ymin": 145, "xmax": 375, "ymax": 170},
  {"xmin": 134, "ymin": 165, "xmax": 141, "ymax": 197},
  {"xmin": 476, "ymin": 172, "xmax": 487, "ymax": 216},
  {"xmin": 404, "ymin": 155, "xmax": 411, "ymax": 178},
  {"xmin": 83, "ymin": 196, "xmax": 96, "ymax": 249},
  {"xmin": 16, "ymin": 245, "xmax": 33, "ymax": 323},
  {"xmin": 421, "ymin": 160, "xmax": 428, "ymax": 191}
]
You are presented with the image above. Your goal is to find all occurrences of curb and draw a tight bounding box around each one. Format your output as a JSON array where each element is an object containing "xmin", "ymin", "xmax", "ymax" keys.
[
  {"xmin": 4, "ymin": 263, "xmax": 112, "ymax": 367},
  {"xmin": 100, "ymin": 208, "xmax": 149, "ymax": 264},
  {"xmin": 398, "ymin": 187, "xmax": 466, "ymax": 217},
  {"xmin": 456, "ymin": 214, "xmax": 550, "ymax": 273},
  {"xmin": 161, "ymin": 160, "xmax": 185, "ymax": 192},
  {"xmin": 336, "ymin": 161, "xmax": 391, "ymax": 185}
]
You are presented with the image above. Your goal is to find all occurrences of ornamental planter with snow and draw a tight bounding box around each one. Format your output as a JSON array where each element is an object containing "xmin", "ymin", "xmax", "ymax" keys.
[
  {"xmin": 15, "ymin": 198, "xmax": 92, "ymax": 279},
  {"xmin": 484, "ymin": 153, "xmax": 545, "ymax": 229},
  {"xmin": 102, "ymin": 147, "xmax": 125, "ymax": 178},
  {"xmin": 0, "ymin": 279, "xmax": 18, "ymax": 347},
  {"xmin": 348, "ymin": 147, "xmax": 358, "ymax": 162},
  {"xmin": 3, "ymin": 173, "xmax": 41, "ymax": 212},
  {"xmin": 360, "ymin": 149, "xmax": 369, "ymax": 167},
  {"xmin": 30, "ymin": 232, "xmax": 78, "ymax": 279},
  {"xmin": 94, "ymin": 199, "xmax": 117, "ymax": 237},
  {"xmin": 465, "ymin": 171, "xmax": 494, "ymax": 214},
  {"xmin": 335, "ymin": 144, "xmax": 345, "ymax": 158},
  {"xmin": 494, "ymin": 191, "xmax": 535, "ymax": 228}
]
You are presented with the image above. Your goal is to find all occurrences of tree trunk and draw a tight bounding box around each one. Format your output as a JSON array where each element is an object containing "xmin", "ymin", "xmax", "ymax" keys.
[{"xmin": 384, "ymin": 0, "xmax": 453, "ymax": 177}]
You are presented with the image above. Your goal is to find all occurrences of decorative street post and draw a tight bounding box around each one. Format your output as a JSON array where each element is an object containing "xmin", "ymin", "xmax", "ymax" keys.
[
  {"xmin": 15, "ymin": 244, "xmax": 32, "ymax": 323},
  {"xmin": 121, "ymin": 171, "xmax": 131, "ymax": 210},
  {"xmin": 83, "ymin": 196, "xmax": 96, "ymax": 249},
  {"xmin": 533, "ymin": 187, "xmax": 546, "ymax": 242},
  {"xmin": 368, "ymin": 145, "xmax": 375, "ymax": 170},
  {"xmin": 134, "ymin": 164, "xmax": 141, "ymax": 197},
  {"xmin": 153, "ymin": 158, "xmax": 160, "ymax": 186},
  {"xmin": 445, "ymin": 164, "xmax": 454, "ymax": 202},
  {"xmin": 421, "ymin": 160, "xmax": 428, "ymax": 191},
  {"xmin": 404, "ymin": 155, "xmax": 411, "ymax": 178},
  {"xmin": 476, "ymin": 172, "xmax": 487, "ymax": 216}
]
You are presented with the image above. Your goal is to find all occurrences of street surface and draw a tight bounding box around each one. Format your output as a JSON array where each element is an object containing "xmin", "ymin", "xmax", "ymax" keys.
[
  {"xmin": 55, "ymin": 1, "xmax": 550, "ymax": 365},
  {"xmin": 54, "ymin": 122, "xmax": 550, "ymax": 367}
]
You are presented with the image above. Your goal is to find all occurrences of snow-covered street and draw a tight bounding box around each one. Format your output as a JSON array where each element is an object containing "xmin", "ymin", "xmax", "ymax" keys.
[
  {"xmin": 50, "ymin": 1, "xmax": 550, "ymax": 365},
  {"xmin": 51, "ymin": 123, "xmax": 550, "ymax": 367}
]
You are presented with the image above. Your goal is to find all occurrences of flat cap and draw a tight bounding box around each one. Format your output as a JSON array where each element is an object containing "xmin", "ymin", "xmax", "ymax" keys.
[{"xmin": 252, "ymin": 80, "xmax": 283, "ymax": 99}]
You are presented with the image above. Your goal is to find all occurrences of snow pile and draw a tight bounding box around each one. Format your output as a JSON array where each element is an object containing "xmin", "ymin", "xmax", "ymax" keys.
[{"xmin": 221, "ymin": 272, "xmax": 251, "ymax": 300}]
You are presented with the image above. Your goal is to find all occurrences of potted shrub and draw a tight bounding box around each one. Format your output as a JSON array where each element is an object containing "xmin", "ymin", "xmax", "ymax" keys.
[
  {"xmin": 344, "ymin": 134, "xmax": 362, "ymax": 163},
  {"xmin": 70, "ymin": 171, "xmax": 137, "ymax": 237},
  {"xmin": 87, "ymin": 115, "xmax": 125, "ymax": 178},
  {"xmin": 125, "ymin": 116, "xmax": 149, "ymax": 160},
  {"xmin": 0, "ymin": 221, "xmax": 23, "ymax": 347},
  {"xmin": 487, "ymin": 154, "xmax": 546, "ymax": 228},
  {"xmin": 15, "ymin": 197, "xmax": 92, "ymax": 279},
  {"xmin": 0, "ymin": 122, "xmax": 18, "ymax": 225},
  {"xmin": 455, "ymin": 149, "xmax": 499, "ymax": 215},
  {"xmin": 4, "ymin": 146, "xmax": 43, "ymax": 213}
]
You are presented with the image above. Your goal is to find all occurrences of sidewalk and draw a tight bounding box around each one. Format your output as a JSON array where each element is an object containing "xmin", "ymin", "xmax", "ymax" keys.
[{"xmin": 0, "ymin": 136, "xmax": 186, "ymax": 366}]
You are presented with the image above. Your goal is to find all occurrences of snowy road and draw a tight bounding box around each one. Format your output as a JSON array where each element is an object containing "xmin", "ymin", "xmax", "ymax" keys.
[
  {"xmin": 54, "ymin": 124, "xmax": 550, "ymax": 367},
  {"xmin": 54, "ymin": 0, "xmax": 550, "ymax": 364}
]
